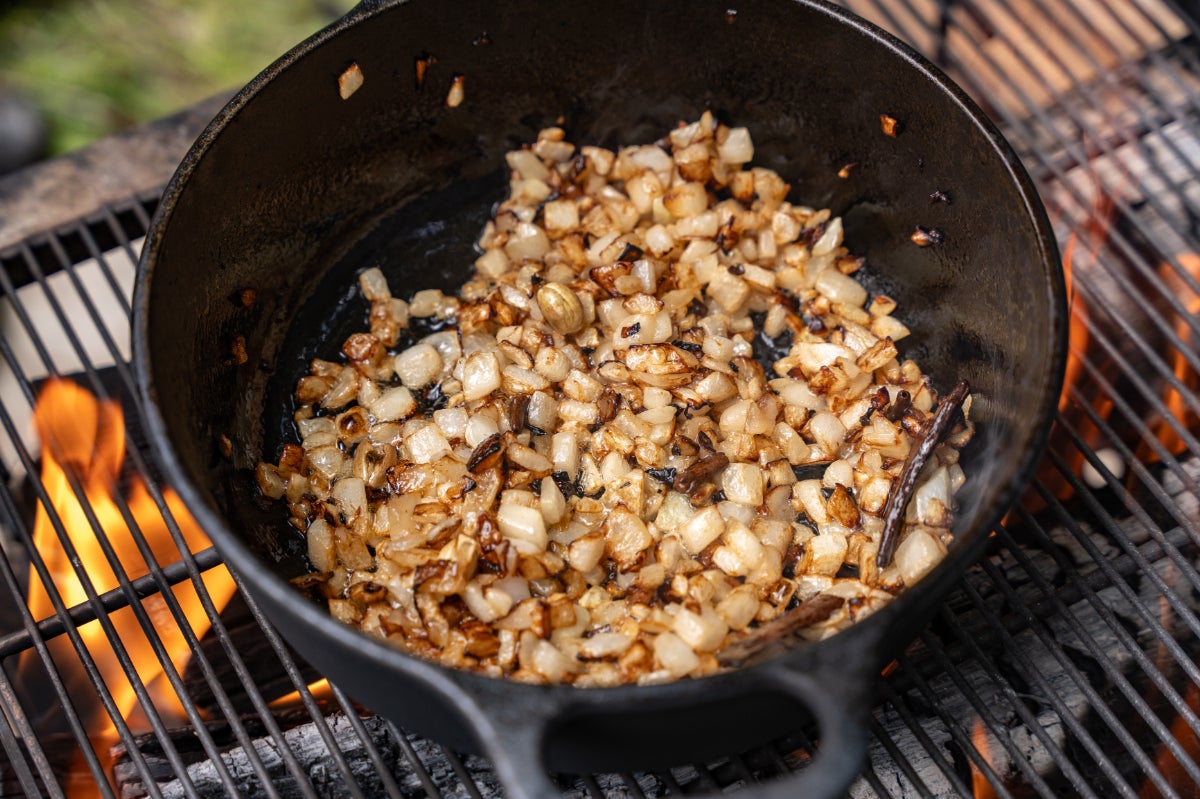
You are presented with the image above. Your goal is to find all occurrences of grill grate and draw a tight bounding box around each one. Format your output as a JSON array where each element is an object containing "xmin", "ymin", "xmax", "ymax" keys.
[{"xmin": 3, "ymin": 0, "xmax": 1200, "ymax": 796}]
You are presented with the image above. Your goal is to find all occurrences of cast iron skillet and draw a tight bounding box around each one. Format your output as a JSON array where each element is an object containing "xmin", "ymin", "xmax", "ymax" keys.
[{"xmin": 133, "ymin": 0, "xmax": 1067, "ymax": 796}]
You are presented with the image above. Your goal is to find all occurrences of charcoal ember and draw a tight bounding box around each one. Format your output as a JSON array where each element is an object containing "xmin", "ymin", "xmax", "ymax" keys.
[
  {"xmin": 559, "ymin": 770, "xmax": 670, "ymax": 797},
  {"xmin": 110, "ymin": 709, "xmax": 504, "ymax": 799}
]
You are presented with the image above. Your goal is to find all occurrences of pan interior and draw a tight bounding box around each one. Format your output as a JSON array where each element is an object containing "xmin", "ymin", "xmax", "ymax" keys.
[{"xmin": 143, "ymin": 0, "xmax": 1060, "ymax": 658}]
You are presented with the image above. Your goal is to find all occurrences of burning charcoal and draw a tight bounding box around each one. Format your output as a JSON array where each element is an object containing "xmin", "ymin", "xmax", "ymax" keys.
[
  {"xmin": 111, "ymin": 708, "xmax": 508, "ymax": 799},
  {"xmin": 112, "ymin": 709, "xmax": 373, "ymax": 798}
]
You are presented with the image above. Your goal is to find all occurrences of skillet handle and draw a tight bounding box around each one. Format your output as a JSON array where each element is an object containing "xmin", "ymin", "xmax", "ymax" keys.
[{"xmin": 465, "ymin": 662, "xmax": 871, "ymax": 799}]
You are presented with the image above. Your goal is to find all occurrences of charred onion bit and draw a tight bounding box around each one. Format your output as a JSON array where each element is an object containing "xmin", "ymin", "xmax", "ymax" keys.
[
  {"xmin": 645, "ymin": 467, "xmax": 677, "ymax": 485},
  {"xmin": 672, "ymin": 452, "xmax": 729, "ymax": 494},
  {"xmin": 467, "ymin": 433, "xmax": 504, "ymax": 473},
  {"xmin": 885, "ymin": 388, "xmax": 912, "ymax": 422},
  {"xmin": 860, "ymin": 385, "xmax": 889, "ymax": 425},
  {"xmin": 910, "ymin": 226, "xmax": 945, "ymax": 247},
  {"xmin": 877, "ymin": 378, "xmax": 970, "ymax": 568},
  {"xmin": 414, "ymin": 53, "xmax": 437, "ymax": 89},
  {"xmin": 506, "ymin": 395, "xmax": 529, "ymax": 431},
  {"xmin": 791, "ymin": 461, "xmax": 832, "ymax": 481}
]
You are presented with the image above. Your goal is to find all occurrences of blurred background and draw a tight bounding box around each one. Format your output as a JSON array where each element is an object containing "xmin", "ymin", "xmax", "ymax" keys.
[{"xmin": 0, "ymin": 0, "xmax": 356, "ymax": 176}]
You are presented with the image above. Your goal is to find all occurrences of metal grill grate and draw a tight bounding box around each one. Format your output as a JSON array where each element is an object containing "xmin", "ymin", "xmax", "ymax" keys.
[{"xmin": 3, "ymin": 0, "xmax": 1200, "ymax": 796}]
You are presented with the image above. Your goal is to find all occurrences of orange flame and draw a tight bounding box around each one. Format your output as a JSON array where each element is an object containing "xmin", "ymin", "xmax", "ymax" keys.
[
  {"xmin": 1025, "ymin": 167, "xmax": 1200, "ymax": 509},
  {"xmin": 269, "ymin": 677, "xmax": 333, "ymax": 710},
  {"xmin": 1019, "ymin": 224, "xmax": 1104, "ymax": 513},
  {"xmin": 24, "ymin": 379, "xmax": 237, "ymax": 793},
  {"xmin": 1139, "ymin": 682, "xmax": 1200, "ymax": 799},
  {"xmin": 1059, "ymin": 158, "xmax": 1121, "ymax": 418},
  {"xmin": 1059, "ymin": 226, "xmax": 1083, "ymax": 414},
  {"xmin": 1016, "ymin": 166, "xmax": 1119, "ymax": 513},
  {"xmin": 1137, "ymin": 586, "xmax": 1200, "ymax": 798},
  {"xmin": 970, "ymin": 719, "xmax": 999, "ymax": 799},
  {"xmin": 1139, "ymin": 254, "xmax": 1200, "ymax": 461}
]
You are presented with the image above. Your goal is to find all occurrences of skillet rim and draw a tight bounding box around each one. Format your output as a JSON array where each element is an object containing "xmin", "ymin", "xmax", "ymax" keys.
[{"xmin": 131, "ymin": 0, "xmax": 1067, "ymax": 712}]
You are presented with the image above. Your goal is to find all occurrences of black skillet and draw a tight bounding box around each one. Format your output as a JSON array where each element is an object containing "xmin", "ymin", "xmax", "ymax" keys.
[{"xmin": 133, "ymin": 0, "xmax": 1067, "ymax": 796}]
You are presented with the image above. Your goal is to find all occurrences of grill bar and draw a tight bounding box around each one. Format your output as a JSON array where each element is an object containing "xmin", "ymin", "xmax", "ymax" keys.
[
  {"xmin": 75, "ymin": 223, "xmax": 134, "ymax": 319},
  {"xmin": 1041, "ymin": 446, "xmax": 1200, "ymax": 646},
  {"xmin": 897, "ymin": 649, "xmax": 1016, "ymax": 798},
  {"xmin": 998, "ymin": 506, "xmax": 1200, "ymax": 782},
  {"xmin": 5, "ymin": 238, "xmax": 318, "ymax": 798},
  {"xmin": 865, "ymin": 718, "xmax": 930, "ymax": 798},
  {"xmin": 1076, "ymin": 275, "xmax": 1200, "ymax": 435},
  {"xmin": 382, "ymin": 719, "xmax": 446, "ymax": 797},
  {"xmin": 862, "ymin": 0, "xmax": 1200, "ymax": 342},
  {"xmin": 1091, "ymin": 7, "xmax": 1200, "ymax": 114},
  {"xmin": 1072, "ymin": 306, "xmax": 1200, "ymax": 476},
  {"xmin": 44, "ymin": 205, "xmax": 401, "ymax": 799},
  {"xmin": 0, "ymin": 399, "xmax": 163, "ymax": 796},
  {"xmin": 1157, "ymin": 0, "xmax": 1200, "ymax": 38},
  {"xmin": 932, "ymin": 606, "xmax": 1097, "ymax": 798},
  {"xmin": 233, "ymin": 582, "xmax": 371, "ymax": 799},
  {"xmin": 918, "ymin": 616, "xmax": 1060, "ymax": 798},
  {"xmin": 1064, "ymin": 375, "xmax": 1200, "ymax": 543},
  {"xmin": 12, "ymin": 260, "xmax": 233, "ymax": 799},
  {"xmin": 0, "ymin": 586, "xmax": 67, "ymax": 799},
  {"xmin": 0, "ymin": 548, "xmax": 223, "ymax": 659},
  {"xmin": 968, "ymin": 552, "xmax": 1147, "ymax": 798},
  {"xmin": 976, "ymin": 3, "xmax": 1200, "ymax": 238},
  {"xmin": 1061, "ymin": 391, "xmax": 1200, "ymax": 597},
  {"xmin": 326, "ymin": 682, "xmax": 407, "ymax": 799},
  {"xmin": 1029, "ymin": 481, "xmax": 1200, "ymax": 703},
  {"xmin": 13, "ymin": 235, "xmax": 289, "ymax": 799},
  {"xmin": 1015, "ymin": 515, "xmax": 1194, "ymax": 797},
  {"xmin": 1019, "ymin": 497, "xmax": 1200, "ymax": 746},
  {"xmin": 440, "ymin": 744, "xmax": 488, "ymax": 799},
  {"xmin": 0, "ymin": 693, "xmax": 50, "ymax": 799},
  {"xmin": 877, "ymin": 679, "xmax": 977, "ymax": 797}
]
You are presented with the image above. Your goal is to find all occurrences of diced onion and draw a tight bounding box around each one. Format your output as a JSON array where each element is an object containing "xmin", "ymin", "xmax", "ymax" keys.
[{"xmin": 259, "ymin": 116, "xmax": 971, "ymax": 687}]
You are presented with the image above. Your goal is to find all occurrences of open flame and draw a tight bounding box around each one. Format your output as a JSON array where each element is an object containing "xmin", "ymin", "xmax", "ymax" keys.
[
  {"xmin": 1031, "ymin": 174, "xmax": 1120, "ymax": 505},
  {"xmin": 1056, "ymin": 242, "xmax": 1200, "ymax": 477},
  {"xmin": 269, "ymin": 677, "xmax": 332, "ymax": 709},
  {"xmin": 23, "ymin": 379, "xmax": 237, "ymax": 792},
  {"xmin": 1029, "ymin": 164, "xmax": 1200, "ymax": 511},
  {"xmin": 1137, "ymin": 588, "xmax": 1200, "ymax": 798},
  {"xmin": 1139, "ymin": 253, "xmax": 1200, "ymax": 461},
  {"xmin": 1037, "ymin": 182, "xmax": 1200, "ymax": 798},
  {"xmin": 970, "ymin": 719, "xmax": 999, "ymax": 799}
]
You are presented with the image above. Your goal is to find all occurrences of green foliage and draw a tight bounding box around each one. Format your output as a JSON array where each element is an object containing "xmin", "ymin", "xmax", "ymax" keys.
[{"xmin": 0, "ymin": 0, "xmax": 355, "ymax": 154}]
